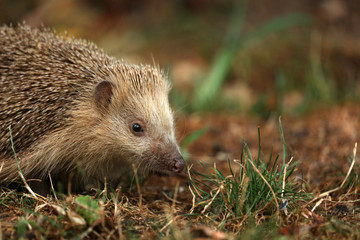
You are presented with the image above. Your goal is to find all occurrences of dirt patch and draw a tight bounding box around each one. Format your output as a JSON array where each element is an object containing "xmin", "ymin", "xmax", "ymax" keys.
[{"xmin": 177, "ymin": 104, "xmax": 360, "ymax": 190}]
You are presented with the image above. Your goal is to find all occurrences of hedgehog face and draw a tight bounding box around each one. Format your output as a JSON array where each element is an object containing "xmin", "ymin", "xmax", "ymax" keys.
[
  {"xmin": 94, "ymin": 77, "xmax": 185, "ymax": 175},
  {"xmin": 121, "ymin": 93, "xmax": 185, "ymax": 174}
]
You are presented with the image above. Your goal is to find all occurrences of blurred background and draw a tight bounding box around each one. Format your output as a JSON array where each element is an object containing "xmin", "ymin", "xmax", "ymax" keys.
[{"xmin": 1, "ymin": 0, "xmax": 359, "ymax": 117}]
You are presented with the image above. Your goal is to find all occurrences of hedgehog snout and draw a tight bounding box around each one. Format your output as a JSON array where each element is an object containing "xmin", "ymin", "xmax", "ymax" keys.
[{"xmin": 169, "ymin": 152, "xmax": 185, "ymax": 173}]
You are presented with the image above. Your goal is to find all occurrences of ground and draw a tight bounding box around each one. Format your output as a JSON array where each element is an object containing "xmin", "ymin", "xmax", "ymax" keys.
[
  {"xmin": 3, "ymin": 106, "xmax": 359, "ymax": 239},
  {"xmin": 1, "ymin": 0, "xmax": 360, "ymax": 239}
]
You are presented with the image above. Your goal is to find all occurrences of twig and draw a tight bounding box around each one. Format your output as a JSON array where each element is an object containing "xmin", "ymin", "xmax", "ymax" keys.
[
  {"xmin": 188, "ymin": 186, "xmax": 196, "ymax": 214},
  {"xmin": 339, "ymin": 142, "xmax": 357, "ymax": 188},
  {"xmin": 311, "ymin": 198, "xmax": 324, "ymax": 212},
  {"xmin": 8, "ymin": 126, "xmax": 38, "ymax": 200},
  {"xmin": 159, "ymin": 215, "xmax": 181, "ymax": 232},
  {"xmin": 187, "ymin": 164, "xmax": 203, "ymax": 198},
  {"xmin": 171, "ymin": 180, "xmax": 180, "ymax": 214},
  {"xmin": 201, "ymin": 186, "xmax": 222, "ymax": 214},
  {"xmin": 162, "ymin": 191, "xmax": 181, "ymax": 204},
  {"xmin": 132, "ymin": 164, "xmax": 142, "ymax": 211},
  {"xmin": 280, "ymin": 156, "xmax": 293, "ymax": 215},
  {"xmin": 213, "ymin": 163, "xmax": 229, "ymax": 211},
  {"xmin": 48, "ymin": 171, "xmax": 58, "ymax": 201},
  {"xmin": 102, "ymin": 176, "xmax": 107, "ymax": 198},
  {"xmin": 307, "ymin": 142, "xmax": 357, "ymax": 210},
  {"xmin": 113, "ymin": 190, "xmax": 123, "ymax": 240},
  {"xmin": 281, "ymin": 156, "xmax": 293, "ymax": 199}
]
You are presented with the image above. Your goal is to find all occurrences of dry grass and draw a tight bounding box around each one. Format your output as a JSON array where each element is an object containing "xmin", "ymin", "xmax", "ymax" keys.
[
  {"xmin": 1, "ymin": 122, "xmax": 359, "ymax": 239},
  {"xmin": 1, "ymin": 164, "xmax": 359, "ymax": 239}
]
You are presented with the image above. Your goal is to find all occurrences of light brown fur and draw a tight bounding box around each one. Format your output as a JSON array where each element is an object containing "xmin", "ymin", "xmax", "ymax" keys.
[{"xmin": 0, "ymin": 24, "xmax": 184, "ymax": 192}]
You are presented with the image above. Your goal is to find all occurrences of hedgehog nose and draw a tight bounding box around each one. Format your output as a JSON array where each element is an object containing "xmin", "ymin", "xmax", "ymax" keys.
[{"xmin": 170, "ymin": 155, "xmax": 185, "ymax": 173}]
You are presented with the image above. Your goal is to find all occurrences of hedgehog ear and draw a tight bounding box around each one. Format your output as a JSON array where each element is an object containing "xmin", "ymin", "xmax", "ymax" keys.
[{"xmin": 94, "ymin": 80, "xmax": 114, "ymax": 112}]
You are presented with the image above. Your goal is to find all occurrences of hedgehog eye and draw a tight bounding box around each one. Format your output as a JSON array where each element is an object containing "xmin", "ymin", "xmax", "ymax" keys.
[
  {"xmin": 132, "ymin": 123, "xmax": 143, "ymax": 132},
  {"xmin": 131, "ymin": 122, "xmax": 144, "ymax": 136}
]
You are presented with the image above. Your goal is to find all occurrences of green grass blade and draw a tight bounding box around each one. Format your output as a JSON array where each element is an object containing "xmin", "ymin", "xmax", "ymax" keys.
[
  {"xmin": 240, "ymin": 13, "xmax": 312, "ymax": 50},
  {"xmin": 278, "ymin": 117, "xmax": 287, "ymax": 173},
  {"xmin": 194, "ymin": 12, "xmax": 311, "ymax": 112},
  {"xmin": 181, "ymin": 125, "xmax": 209, "ymax": 149},
  {"xmin": 193, "ymin": 0, "xmax": 246, "ymax": 111}
]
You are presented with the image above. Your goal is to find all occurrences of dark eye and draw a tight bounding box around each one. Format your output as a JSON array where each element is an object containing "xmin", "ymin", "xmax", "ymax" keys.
[
  {"xmin": 131, "ymin": 122, "xmax": 144, "ymax": 136},
  {"xmin": 132, "ymin": 123, "xmax": 143, "ymax": 132}
]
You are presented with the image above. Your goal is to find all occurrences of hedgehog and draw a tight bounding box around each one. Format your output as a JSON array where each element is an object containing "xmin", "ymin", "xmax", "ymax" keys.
[{"xmin": 0, "ymin": 24, "xmax": 185, "ymax": 193}]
